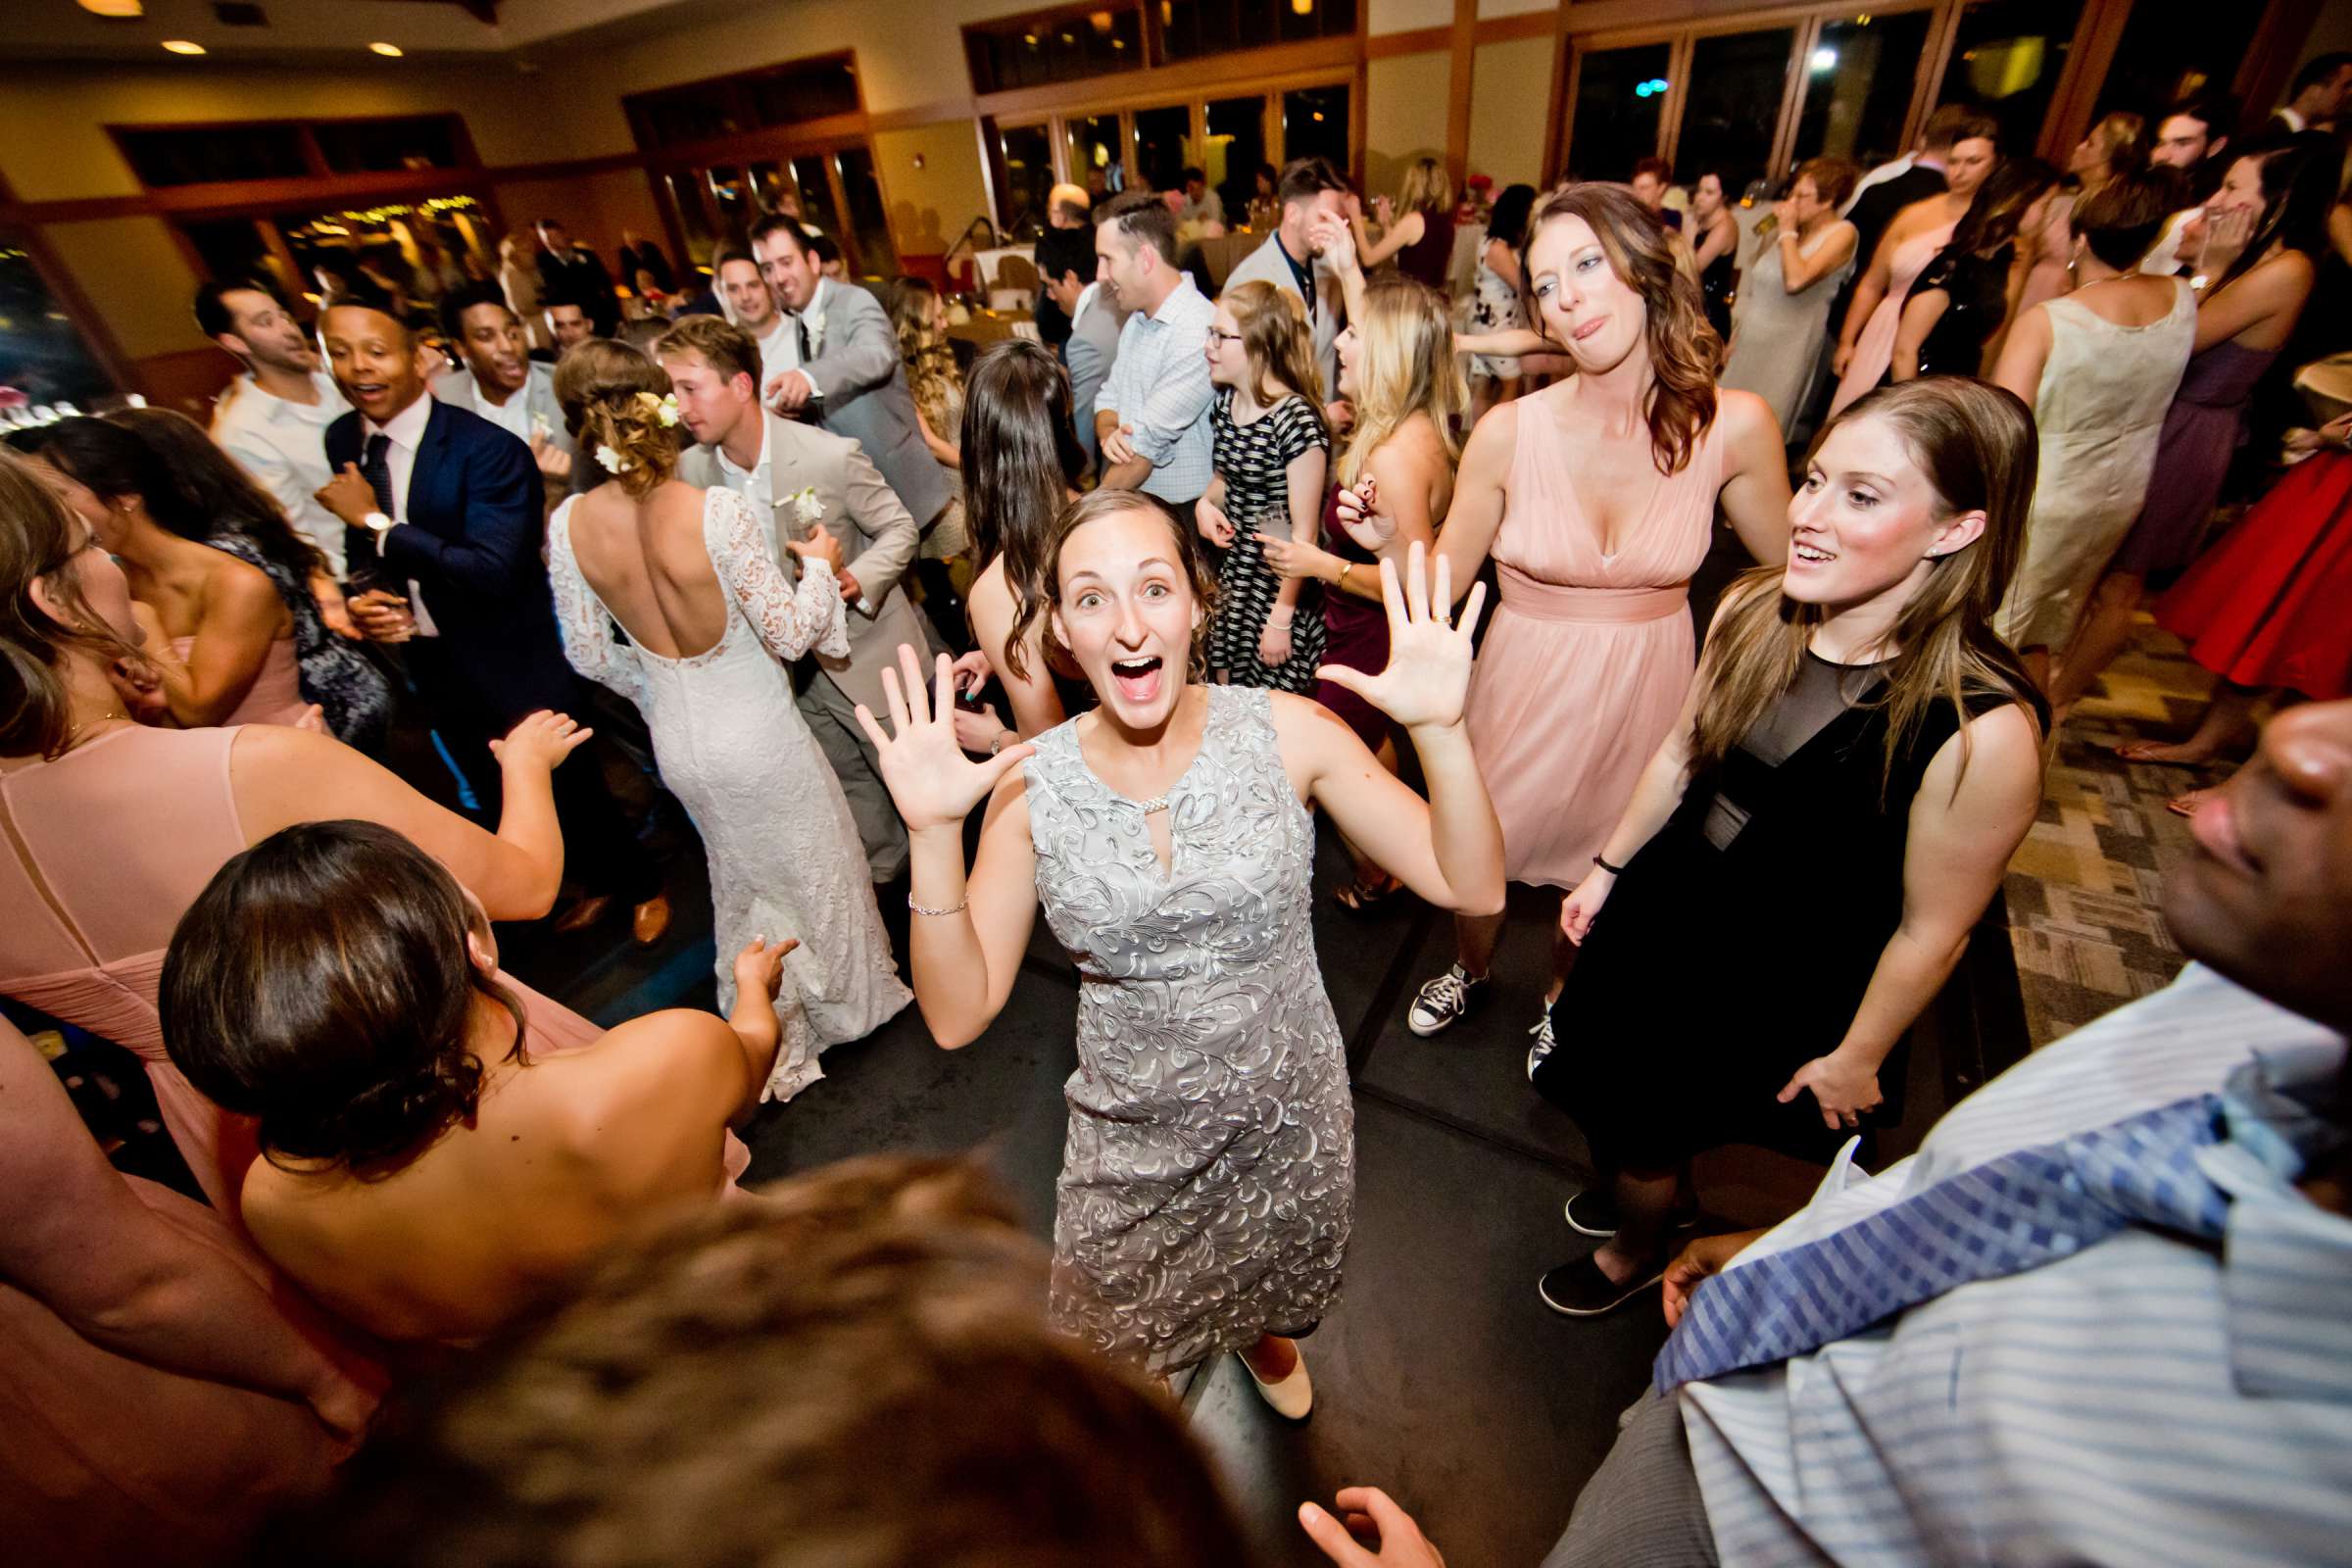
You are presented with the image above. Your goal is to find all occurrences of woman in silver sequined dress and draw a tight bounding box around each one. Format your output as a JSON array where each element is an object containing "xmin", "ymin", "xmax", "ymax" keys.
[{"xmin": 855, "ymin": 489, "xmax": 1503, "ymax": 1415}]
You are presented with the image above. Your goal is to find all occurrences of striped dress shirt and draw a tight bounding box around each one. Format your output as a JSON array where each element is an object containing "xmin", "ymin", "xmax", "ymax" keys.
[
  {"xmin": 1681, "ymin": 963, "xmax": 2352, "ymax": 1566},
  {"xmin": 1094, "ymin": 273, "xmax": 1217, "ymax": 506}
]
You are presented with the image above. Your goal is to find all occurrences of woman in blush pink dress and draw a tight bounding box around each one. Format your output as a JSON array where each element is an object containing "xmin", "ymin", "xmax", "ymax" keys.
[
  {"xmin": 1389, "ymin": 184, "xmax": 1791, "ymax": 1054},
  {"xmin": 1831, "ymin": 125, "xmax": 1998, "ymax": 414},
  {"xmin": 0, "ymin": 1014, "xmax": 370, "ymax": 1566},
  {"xmin": 0, "ymin": 449, "xmax": 586, "ymax": 1216}
]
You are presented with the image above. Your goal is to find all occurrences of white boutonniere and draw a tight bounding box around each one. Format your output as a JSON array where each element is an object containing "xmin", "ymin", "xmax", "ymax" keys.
[
  {"xmin": 595, "ymin": 443, "xmax": 631, "ymax": 474},
  {"xmin": 529, "ymin": 409, "xmax": 553, "ymax": 440},
  {"xmin": 790, "ymin": 486, "xmax": 824, "ymax": 525}
]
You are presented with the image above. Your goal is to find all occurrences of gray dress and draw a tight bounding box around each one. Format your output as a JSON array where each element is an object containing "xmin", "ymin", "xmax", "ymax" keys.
[
  {"xmin": 1719, "ymin": 220, "xmax": 1856, "ymax": 435},
  {"xmin": 1024, "ymin": 682, "xmax": 1353, "ymax": 1373}
]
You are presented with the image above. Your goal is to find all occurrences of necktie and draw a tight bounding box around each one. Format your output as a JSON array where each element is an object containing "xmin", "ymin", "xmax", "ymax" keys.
[
  {"xmin": 1653, "ymin": 1094, "xmax": 2230, "ymax": 1393},
  {"xmin": 795, "ymin": 313, "xmax": 813, "ymax": 365},
  {"xmin": 361, "ymin": 432, "xmax": 396, "ymax": 519}
]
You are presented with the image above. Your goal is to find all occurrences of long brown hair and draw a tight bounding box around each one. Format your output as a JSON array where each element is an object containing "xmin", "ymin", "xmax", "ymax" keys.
[
  {"xmin": 1688, "ymin": 377, "xmax": 2041, "ymax": 797},
  {"xmin": 1340, "ymin": 276, "xmax": 1464, "ymax": 488},
  {"xmin": 1220, "ymin": 278, "xmax": 1327, "ymax": 418},
  {"xmin": 0, "ymin": 448, "xmax": 138, "ymax": 759},
  {"xmin": 1036, "ymin": 488, "xmax": 1218, "ymax": 683},
  {"xmin": 960, "ymin": 340, "xmax": 1086, "ymax": 682},
  {"xmin": 1521, "ymin": 183, "xmax": 1719, "ymax": 475}
]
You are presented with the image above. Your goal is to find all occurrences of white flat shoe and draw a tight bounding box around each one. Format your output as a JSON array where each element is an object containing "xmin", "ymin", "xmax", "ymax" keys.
[{"xmin": 1238, "ymin": 1343, "xmax": 1313, "ymax": 1420}]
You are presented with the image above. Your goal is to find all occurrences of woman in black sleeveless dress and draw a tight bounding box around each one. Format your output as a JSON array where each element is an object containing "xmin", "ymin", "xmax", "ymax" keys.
[{"xmin": 1529, "ymin": 377, "xmax": 2049, "ymax": 1318}]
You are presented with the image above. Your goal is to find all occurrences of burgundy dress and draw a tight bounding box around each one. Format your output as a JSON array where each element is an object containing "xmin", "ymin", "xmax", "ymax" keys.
[
  {"xmin": 2112, "ymin": 340, "xmax": 2280, "ymax": 576},
  {"xmin": 1313, "ymin": 485, "xmax": 1392, "ymax": 751},
  {"xmin": 1396, "ymin": 211, "xmax": 1457, "ymax": 292}
]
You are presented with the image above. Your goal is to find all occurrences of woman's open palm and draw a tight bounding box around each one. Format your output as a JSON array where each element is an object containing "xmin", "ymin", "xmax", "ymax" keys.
[
  {"xmin": 1317, "ymin": 541, "xmax": 1485, "ymax": 732},
  {"xmin": 854, "ymin": 644, "xmax": 1034, "ymax": 833}
]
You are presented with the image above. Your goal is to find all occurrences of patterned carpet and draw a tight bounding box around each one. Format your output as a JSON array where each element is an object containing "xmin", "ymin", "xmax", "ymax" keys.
[{"xmin": 2003, "ymin": 623, "xmax": 2240, "ymax": 1047}]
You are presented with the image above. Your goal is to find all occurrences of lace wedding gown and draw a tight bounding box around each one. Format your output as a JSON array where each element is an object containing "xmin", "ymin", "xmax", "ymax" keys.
[{"xmin": 549, "ymin": 485, "xmax": 910, "ymax": 1101}]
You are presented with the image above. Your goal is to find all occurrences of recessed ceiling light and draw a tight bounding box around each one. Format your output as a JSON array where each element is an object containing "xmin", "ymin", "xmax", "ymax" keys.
[
  {"xmin": 368, "ymin": 41, "xmax": 404, "ymax": 57},
  {"xmin": 161, "ymin": 38, "xmax": 206, "ymax": 54},
  {"xmin": 77, "ymin": 0, "xmax": 145, "ymax": 17}
]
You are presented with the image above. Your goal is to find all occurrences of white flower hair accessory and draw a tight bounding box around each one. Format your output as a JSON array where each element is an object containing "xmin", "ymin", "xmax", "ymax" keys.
[
  {"xmin": 632, "ymin": 390, "xmax": 682, "ymax": 428},
  {"xmin": 595, "ymin": 443, "xmax": 632, "ymax": 474},
  {"xmin": 790, "ymin": 486, "xmax": 824, "ymax": 525}
]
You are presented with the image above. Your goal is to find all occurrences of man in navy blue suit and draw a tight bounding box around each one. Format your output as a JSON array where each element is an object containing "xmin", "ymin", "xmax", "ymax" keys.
[{"xmin": 312, "ymin": 291, "xmax": 669, "ymax": 943}]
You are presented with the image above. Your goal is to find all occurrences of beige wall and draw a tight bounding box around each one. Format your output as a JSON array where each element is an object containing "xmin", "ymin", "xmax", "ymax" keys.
[
  {"xmin": 872, "ymin": 122, "xmax": 990, "ymax": 259},
  {"xmin": 1365, "ymin": 51, "xmax": 1451, "ymax": 199},
  {"xmin": 1468, "ymin": 35, "xmax": 1553, "ymax": 189},
  {"xmin": 39, "ymin": 217, "xmax": 203, "ymax": 359}
]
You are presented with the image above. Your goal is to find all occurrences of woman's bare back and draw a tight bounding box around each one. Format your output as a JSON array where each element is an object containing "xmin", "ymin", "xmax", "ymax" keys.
[
  {"xmin": 563, "ymin": 480, "xmax": 731, "ymax": 660},
  {"xmin": 239, "ymin": 998, "xmax": 742, "ymax": 1344},
  {"xmin": 2070, "ymin": 272, "xmax": 2185, "ymax": 328}
]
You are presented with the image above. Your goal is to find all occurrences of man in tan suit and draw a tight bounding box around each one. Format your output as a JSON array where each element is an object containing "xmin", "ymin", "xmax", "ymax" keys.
[{"xmin": 657, "ymin": 315, "xmax": 930, "ymax": 882}]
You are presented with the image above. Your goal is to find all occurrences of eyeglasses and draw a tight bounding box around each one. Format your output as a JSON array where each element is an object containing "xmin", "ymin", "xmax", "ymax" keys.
[{"xmin": 1205, "ymin": 327, "xmax": 1244, "ymax": 346}]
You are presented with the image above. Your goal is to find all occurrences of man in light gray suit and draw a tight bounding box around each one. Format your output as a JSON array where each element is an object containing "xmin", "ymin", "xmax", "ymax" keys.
[
  {"xmin": 433, "ymin": 280, "xmax": 580, "ymax": 499},
  {"xmin": 749, "ymin": 214, "xmax": 955, "ymax": 544},
  {"xmin": 1037, "ymin": 224, "xmax": 1121, "ymax": 475},
  {"xmin": 659, "ymin": 314, "xmax": 929, "ymax": 882}
]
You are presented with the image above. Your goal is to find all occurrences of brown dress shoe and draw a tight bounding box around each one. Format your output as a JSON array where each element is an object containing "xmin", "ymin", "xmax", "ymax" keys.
[
  {"xmin": 632, "ymin": 894, "xmax": 672, "ymax": 946},
  {"xmin": 551, "ymin": 893, "xmax": 614, "ymax": 935}
]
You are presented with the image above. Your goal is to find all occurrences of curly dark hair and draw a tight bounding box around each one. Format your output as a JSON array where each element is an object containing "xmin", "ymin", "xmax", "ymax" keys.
[{"xmin": 160, "ymin": 819, "xmax": 527, "ymax": 1173}]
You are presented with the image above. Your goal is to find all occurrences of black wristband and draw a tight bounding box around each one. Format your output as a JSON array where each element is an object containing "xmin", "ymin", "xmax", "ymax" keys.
[{"xmin": 1593, "ymin": 854, "xmax": 1626, "ymax": 876}]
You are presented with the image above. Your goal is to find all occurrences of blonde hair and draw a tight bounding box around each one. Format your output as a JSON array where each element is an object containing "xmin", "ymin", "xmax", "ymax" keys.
[
  {"xmin": 889, "ymin": 275, "xmax": 963, "ymax": 448},
  {"xmin": 1339, "ymin": 276, "xmax": 1465, "ymax": 488},
  {"xmin": 1397, "ymin": 156, "xmax": 1453, "ymax": 219},
  {"xmin": 1689, "ymin": 378, "xmax": 2042, "ymax": 798},
  {"xmin": 553, "ymin": 339, "xmax": 677, "ymax": 501},
  {"xmin": 1221, "ymin": 278, "xmax": 1327, "ymax": 419}
]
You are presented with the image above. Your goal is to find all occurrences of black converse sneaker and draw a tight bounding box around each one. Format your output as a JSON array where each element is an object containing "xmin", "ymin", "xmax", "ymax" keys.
[
  {"xmin": 1407, "ymin": 963, "xmax": 1486, "ymax": 1036},
  {"xmin": 1525, "ymin": 1004, "xmax": 1557, "ymax": 1081}
]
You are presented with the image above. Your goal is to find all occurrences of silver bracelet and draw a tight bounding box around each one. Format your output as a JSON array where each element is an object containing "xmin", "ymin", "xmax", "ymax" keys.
[{"xmin": 907, "ymin": 894, "xmax": 969, "ymax": 916}]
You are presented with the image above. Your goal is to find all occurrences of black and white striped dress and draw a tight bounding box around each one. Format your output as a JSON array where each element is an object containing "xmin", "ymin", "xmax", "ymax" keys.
[{"xmin": 1205, "ymin": 388, "xmax": 1329, "ymax": 692}]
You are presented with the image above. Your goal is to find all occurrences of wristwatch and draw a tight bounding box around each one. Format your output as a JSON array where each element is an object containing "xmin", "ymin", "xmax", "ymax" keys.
[{"xmin": 361, "ymin": 510, "xmax": 394, "ymax": 539}]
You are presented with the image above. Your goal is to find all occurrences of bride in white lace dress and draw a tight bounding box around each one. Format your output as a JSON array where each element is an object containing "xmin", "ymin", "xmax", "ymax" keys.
[{"xmin": 546, "ymin": 366, "xmax": 909, "ymax": 1101}]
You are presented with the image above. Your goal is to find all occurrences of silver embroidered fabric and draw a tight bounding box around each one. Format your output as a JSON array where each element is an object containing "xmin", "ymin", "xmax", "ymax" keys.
[{"xmin": 1023, "ymin": 682, "xmax": 1352, "ymax": 1372}]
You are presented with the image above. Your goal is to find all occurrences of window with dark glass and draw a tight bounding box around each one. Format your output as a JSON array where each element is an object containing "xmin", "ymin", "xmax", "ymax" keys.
[
  {"xmin": 311, "ymin": 116, "xmax": 466, "ymax": 174},
  {"xmin": 792, "ymin": 155, "xmax": 848, "ymax": 238},
  {"xmin": 1936, "ymin": 0, "xmax": 2086, "ymax": 158},
  {"xmin": 1790, "ymin": 10, "xmax": 1938, "ymax": 174},
  {"xmin": 1205, "ymin": 96, "xmax": 1268, "ymax": 222},
  {"xmin": 624, "ymin": 53, "xmax": 862, "ymax": 152},
  {"xmin": 995, "ymin": 122, "xmax": 1056, "ymax": 237},
  {"xmin": 0, "ymin": 235, "xmax": 118, "ymax": 407},
  {"xmin": 1282, "ymin": 84, "xmax": 1348, "ymax": 169},
  {"xmin": 2091, "ymin": 0, "xmax": 2260, "ymax": 122},
  {"xmin": 1675, "ymin": 28, "xmax": 1797, "ymax": 194},
  {"xmin": 114, "ymin": 122, "xmax": 311, "ymax": 187},
  {"xmin": 1565, "ymin": 43, "xmax": 1671, "ymax": 185},
  {"xmin": 1067, "ymin": 113, "xmax": 1124, "ymax": 187},
  {"xmin": 1132, "ymin": 104, "xmax": 1192, "ymax": 193},
  {"xmin": 966, "ymin": 7, "xmax": 1147, "ymax": 95},
  {"xmin": 180, "ymin": 218, "xmax": 275, "ymax": 286},
  {"xmin": 833, "ymin": 146, "xmax": 897, "ymax": 275}
]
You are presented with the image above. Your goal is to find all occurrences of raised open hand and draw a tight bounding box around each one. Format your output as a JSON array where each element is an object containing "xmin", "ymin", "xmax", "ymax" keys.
[
  {"xmin": 1315, "ymin": 541, "xmax": 1485, "ymax": 732},
  {"xmin": 1332, "ymin": 475, "xmax": 1395, "ymax": 554},
  {"xmin": 853, "ymin": 644, "xmax": 1036, "ymax": 833}
]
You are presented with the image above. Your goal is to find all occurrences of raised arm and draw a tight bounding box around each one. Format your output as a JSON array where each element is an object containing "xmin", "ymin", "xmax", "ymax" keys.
[
  {"xmin": 152, "ymin": 560, "xmax": 288, "ymax": 726},
  {"xmin": 1260, "ymin": 429, "xmax": 1444, "ymax": 599},
  {"xmin": 2193, "ymin": 251, "xmax": 2315, "ymax": 353},
  {"xmin": 1287, "ymin": 545, "xmax": 1503, "ymax": 914},
  {"xmin": 854, "ymin": 645, "xmax": 1042, "ymax": 1050},
  {"xmin": 1712, "ymin": 390, "xmax": 1793, "ymax": 564},
  {"xmin": 1353, "ymin": 208, "xmax": 1426, "ymax": 270},
  {"xmin": 1779, "ymin": 699, "xmax": 2043, "ymax": 1128},
  {"xmin": 0, "ymin": 1015, "xmax": 369, "ymax": 1439},
  {"xmin": 378, "ymin": 431, "xmax": 542, "ymax": 597},
  {"xmin": 1779, "ymin": 220, "xmax": 1856, "ymax": 292},
  {"xmin": 707, "ymin": 486, "xmax": 851, "ymax": 662},
  {"xmin": 230, "ymin": 714, "xmax": 587, "ymax": 919}
]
